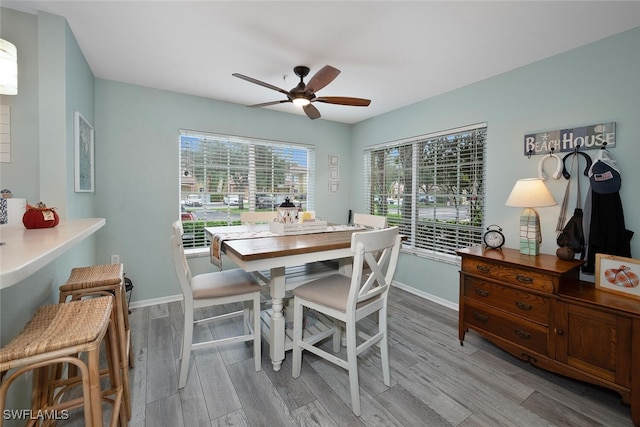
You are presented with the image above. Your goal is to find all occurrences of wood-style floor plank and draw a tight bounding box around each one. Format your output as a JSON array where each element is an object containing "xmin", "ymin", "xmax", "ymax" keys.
[{"xmin": 92, "ymin": 286, "xmax": 634, "ymax": 426}]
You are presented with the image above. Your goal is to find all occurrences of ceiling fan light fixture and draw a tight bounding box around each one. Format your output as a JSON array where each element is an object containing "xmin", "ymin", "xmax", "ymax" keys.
[
  {"xmin": 233, "ymin": 65, "xmax": 370, "ymax": 120},
  {"xmin": 292, "ymin": 97, "xmax": 310, "ymax": 107}
]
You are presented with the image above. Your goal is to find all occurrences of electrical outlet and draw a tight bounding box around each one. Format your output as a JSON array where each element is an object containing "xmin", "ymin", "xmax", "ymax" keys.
[{"xmin": 111, "ymin": 254, "xmax": 120, "ymax": 264}]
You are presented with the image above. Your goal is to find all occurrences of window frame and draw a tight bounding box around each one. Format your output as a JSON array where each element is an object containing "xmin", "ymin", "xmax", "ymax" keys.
[
  {"xmin": 179, "ymin": 130, "xmax": 315, "ymax": 250},
  {"xmin": 363, "ymin": 122, "xmax": 487, "ymax": 262}
]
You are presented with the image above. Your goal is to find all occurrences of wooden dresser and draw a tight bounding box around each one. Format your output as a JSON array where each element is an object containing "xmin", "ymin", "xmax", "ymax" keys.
[{"xmin": 457, "ymin": 246, "xmax": 640, "ymax": 426}]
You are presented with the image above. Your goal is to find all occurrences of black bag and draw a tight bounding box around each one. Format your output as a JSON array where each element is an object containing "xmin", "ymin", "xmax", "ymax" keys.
[
  {"xmin": 556, "ymin": 152, "xmax": 589, "ymax": 260},
  {"xmin": 557, "ymin": 208, "xmax": 585, "ymax": 258}
]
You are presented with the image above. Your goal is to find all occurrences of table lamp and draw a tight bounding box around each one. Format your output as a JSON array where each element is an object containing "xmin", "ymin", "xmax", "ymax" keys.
[{"xmin": 505, "ymin": 178, "xmax": 557, "ymax": 255}]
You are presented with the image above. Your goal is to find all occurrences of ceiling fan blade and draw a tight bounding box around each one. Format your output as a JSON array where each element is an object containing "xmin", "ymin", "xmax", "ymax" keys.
[
  {"xmin": 305, "ymin": 65, "xmax": 340, "ymax": 93},
  {"xmin": 303, "ymin": 104, "xmax": 321, "ymax": 120},
  {"xmin": 315, "ymin": 96, "xmax": 371, "ymax": 107},
  {"xmin": 232, "ymin": 73, "xmax": 290, "ymax": 96},
  {"xmin": 247, "ymin": 100, "xmax": 291, "ymax": 108}
]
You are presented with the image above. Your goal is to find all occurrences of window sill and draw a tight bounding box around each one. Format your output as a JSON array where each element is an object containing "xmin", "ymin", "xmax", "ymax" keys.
[{"xmin": 400, "ymin": 247, "xmax": 461, "ymax": 266}]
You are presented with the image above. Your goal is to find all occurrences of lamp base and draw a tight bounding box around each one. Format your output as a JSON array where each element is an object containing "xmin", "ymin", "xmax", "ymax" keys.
[{"xmin": 519, "ymin": 207, "xmax": 541, "ymax": 256}]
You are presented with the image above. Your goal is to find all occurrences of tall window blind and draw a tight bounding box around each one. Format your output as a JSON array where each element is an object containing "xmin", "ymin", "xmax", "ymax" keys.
[
  {"xmin": 180, "ymin": 130, "xmax": 315, "ymax": 248},
  {"xmin": 363, "ymin": 123, "xmax": 487, "ymax": 257}
]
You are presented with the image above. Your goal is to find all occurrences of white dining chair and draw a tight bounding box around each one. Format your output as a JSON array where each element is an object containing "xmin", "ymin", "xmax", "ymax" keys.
[
  {"xmin": 240, "ymin": 211, "xmax": 277, "ymax": 224},
  {"xmin": 353, "ymin": 213, "xmax": 387, "ymax": 229},
  {"xmin": 291, "ymin": 226, "xmax": 401, "ymax": 416},
  {"xmin": 171, "ymin": 221, "xmax": 262, "ymax": 388}
]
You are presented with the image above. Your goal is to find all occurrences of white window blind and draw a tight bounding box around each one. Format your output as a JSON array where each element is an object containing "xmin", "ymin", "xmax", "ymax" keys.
[
  {"xmin": 363, "ymin": 123, "xmax": 487, "ymax": 256},
  {"xmin": 180, "ymin": 130, "xmax": 315, "ymax": 248}
]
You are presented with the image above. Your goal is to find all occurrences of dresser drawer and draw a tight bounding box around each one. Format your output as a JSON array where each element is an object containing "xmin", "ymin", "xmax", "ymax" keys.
[
  {"xmin": 463, "ymin": 277, "xmax": 551, "ymax": 325},
  {"xmin": 462, "ymin": 258, "xmax": 555, "ymax": 293},
  {"xmin": 463, "ymin": 299, "xmax": 549, "ymax": 355}
]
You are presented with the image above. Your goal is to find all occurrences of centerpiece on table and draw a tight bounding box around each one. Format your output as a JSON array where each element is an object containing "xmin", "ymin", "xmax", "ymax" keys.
[{"xmin": 269, "ymin": 197, "xmax": 327, "ymax": 235}]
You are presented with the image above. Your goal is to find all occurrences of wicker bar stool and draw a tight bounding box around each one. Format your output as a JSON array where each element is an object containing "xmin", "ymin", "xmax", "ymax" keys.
[
  {"xmin": 0, "ymin": 296, "xmax": 125, "ymax": 427},
  {"xmin": 58, "ymin": 264, "xmax": 132, "ymax": 419}
]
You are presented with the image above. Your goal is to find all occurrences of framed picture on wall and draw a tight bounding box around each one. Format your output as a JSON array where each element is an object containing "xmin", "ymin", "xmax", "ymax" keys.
[
  {"xmin": 329, "ymin": 182, "xmax": 339, "ymax": 195},
  {"xmin": 595, "ymin": 253, "xmax": 640, "ymax": 299},
  {"xmin": 74, "ymin": 111, "xmax": 94, "ymax": 192}
]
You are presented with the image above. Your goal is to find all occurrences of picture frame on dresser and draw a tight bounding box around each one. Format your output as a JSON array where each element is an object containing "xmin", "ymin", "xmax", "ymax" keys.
[{"xmin": 595, "ymin": 253, "xmax": 640, "ymax": 299}]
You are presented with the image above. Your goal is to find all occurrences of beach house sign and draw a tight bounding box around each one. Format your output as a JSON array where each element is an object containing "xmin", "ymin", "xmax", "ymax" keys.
[{"xmin": 524, "ymin": 122, "xmax": 616, "ymax": 156}]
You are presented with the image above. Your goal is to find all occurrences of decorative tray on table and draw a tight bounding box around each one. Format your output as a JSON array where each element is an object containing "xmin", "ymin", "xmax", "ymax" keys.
[{"xmin": 269, "ymin": 220, "xmax": 328, "ymax": 235}]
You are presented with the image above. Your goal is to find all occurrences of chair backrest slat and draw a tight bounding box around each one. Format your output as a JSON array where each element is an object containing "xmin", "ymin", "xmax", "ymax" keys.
[
  {"xmin": 348, "ymin": 227, "xmax": 401, "ymax": 309},
  {"xmin": 353, "ymin": 213, "xmax": 387, "ymax": 229},
  {"xmin": 171, "ymin": 221, "xmax": 194, "ymax": 303}
]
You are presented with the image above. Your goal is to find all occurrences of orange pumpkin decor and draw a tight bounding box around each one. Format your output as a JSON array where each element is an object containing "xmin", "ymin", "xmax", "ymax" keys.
[
  {"xmin": 605, "ymin": 265, "xmax": 640, "ymax": 288},
  {"xmin": 22, "ymin": 202, "xmax": 60, "ymax": 229}
]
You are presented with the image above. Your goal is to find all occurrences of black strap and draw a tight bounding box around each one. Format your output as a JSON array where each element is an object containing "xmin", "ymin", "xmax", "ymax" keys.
[{"xmin": 561, "ymin": 151, "xmax": 592, "ymax": 179}]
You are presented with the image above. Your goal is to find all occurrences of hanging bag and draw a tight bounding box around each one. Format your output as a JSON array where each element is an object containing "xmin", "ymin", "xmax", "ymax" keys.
[{"xmin": 556, "ymin": 153, "xmax": 586, "ymax": 259}]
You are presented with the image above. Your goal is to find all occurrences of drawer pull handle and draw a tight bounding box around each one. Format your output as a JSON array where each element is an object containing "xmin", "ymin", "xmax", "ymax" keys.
[
  {"xmin": 515, "ymin": 329, "xmax": 531, "ymax": 339},
  {"xmin": 473, "ymin": 313, "xmax": 488, "ymax": 322},
  {"xmin": 475, "ymin": 289, "xmax": 489, "ymax": 297},
  {"xmin": 476, "ymin": 265, "xmax": 490, "ymax": 273},
  {"xmin": 515, "ymin": 301, "xmax": 532, "ymax": 311},
  {"xmin": 515, "ymin": 274, "xmax": 533, "ymax": 284}
]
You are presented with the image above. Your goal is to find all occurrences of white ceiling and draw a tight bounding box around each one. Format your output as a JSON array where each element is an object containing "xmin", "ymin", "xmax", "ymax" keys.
[{"xmin": 4, "ymin": 1, "xmax": 640, "ymax": 124}]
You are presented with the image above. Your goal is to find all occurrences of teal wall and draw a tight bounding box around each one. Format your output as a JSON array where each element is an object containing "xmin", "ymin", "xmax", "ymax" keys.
[{"xmin": 351, "ymin": 27, "xmax": 640, "ymax": 304}]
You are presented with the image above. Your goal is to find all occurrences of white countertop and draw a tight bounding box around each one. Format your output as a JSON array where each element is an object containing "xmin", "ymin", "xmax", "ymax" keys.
[{"xmin": 0, "ymin": 218, "xmax": 106, "ymax": 289}]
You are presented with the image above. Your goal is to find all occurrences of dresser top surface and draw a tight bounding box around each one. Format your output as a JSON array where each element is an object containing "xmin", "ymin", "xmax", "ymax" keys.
[{"xmin": 457, "ymin": 246, "xmax": 584, "ymax": 275}]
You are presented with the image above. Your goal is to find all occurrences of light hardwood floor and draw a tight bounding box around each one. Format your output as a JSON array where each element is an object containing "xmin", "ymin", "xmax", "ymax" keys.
[{"xmin": 69, "ymin": 286, "xmax": 634, "ymax": 426}]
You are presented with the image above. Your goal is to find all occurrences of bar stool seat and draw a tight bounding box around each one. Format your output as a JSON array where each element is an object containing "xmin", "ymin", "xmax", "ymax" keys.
[
  {"xmin": 59, "ymin": 263, "xmax": 132, "ymax": 419},
  {"xmin": 0, "ymin": 296, "xmax": 125, "ymax": 427}
]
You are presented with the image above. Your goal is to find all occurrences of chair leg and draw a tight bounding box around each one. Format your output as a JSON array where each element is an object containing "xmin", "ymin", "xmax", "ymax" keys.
[
  {"xmin": 346, "ymin": 320, "xmax": 361, "ymax": 416},
  {"xmin": 379, "ymin": 307, "xmax": 390, "ymax": 386},
  {"xmin": 106, "ymin": 318, "xmax": 126, "ymax": 427},
  {"xmin": 332, "ymin": 321, "xmax": 341, "ymax": 353},
  {"xmin": 291, "ymin": 298, "xmax": 304, "ymax": 378},
  {"xmin": 244, "ymin": 302, "xmax": 250, "ymax": 335},
  {"xmin": 86, "ymin": 343, "xmax": 104, "ymax": 426},
  {"xmin": 178, "ymin": 307, "xmax": 194, "ymax": 389},
  {"xmin": 253, "ymin": 292, "xmax": 262, "ymax": 372}
]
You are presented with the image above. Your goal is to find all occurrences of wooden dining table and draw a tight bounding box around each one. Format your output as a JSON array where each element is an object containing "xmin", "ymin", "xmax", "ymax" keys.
[{"xmin": 204, "ymin": 223, "xmax": 363, "ymax": 371}]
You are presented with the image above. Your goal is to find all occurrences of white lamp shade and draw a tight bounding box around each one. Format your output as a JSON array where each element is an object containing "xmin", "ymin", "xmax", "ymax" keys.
[
  {"xmin": 505, "ymin": 178, "xmax": 557, "ymax": 208},
  {"xmin": 0, "ymin": 39, "xmax": 18, "ymax": 95}
]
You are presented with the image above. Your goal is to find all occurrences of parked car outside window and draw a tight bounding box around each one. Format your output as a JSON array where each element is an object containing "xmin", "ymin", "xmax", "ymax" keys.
[
  {"xmin": 181, "ymin": 211, "xmax": 196, "ymax": 221},
  {"xmin": 185, "ymin": 194, "xmax": 202, "ymax": 207},
  {"xmin": 223, "ymin": 195, "xmax": 239, "ymax": 206},
  {"xmin": 418, "ymin": 195, "xmax": 436, "ymax": 203},
  {"xmin": 256, "ymin": 193, "xmax": 274, "ymax": 209}
]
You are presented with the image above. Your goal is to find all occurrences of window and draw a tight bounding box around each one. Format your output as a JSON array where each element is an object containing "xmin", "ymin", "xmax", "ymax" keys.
[
  {"xmin": 363, "ymin": 123, "xmax": 487, "ymax": 258},
  {"xmin": 180, "ymin": 130, "xmax": 315, "ymax": 248}
]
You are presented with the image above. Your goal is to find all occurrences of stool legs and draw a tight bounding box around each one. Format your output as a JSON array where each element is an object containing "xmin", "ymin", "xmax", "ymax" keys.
[
  {"xmin": 0, "ymin": 311, "xmax": 123, "ymax": 427},
  {"xmin": 60, "ymin": 284, "xmax": 132, "ymax": 420}
]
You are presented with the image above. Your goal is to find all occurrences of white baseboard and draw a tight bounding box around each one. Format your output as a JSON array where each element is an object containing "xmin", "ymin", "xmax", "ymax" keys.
[
  {"xmin": 128, "ymin": 293, "xmax": 183, "ymax": 309},
  {"xmin": 391, "ymin": 280, "xmax": 459, "ymax": 312},
  {"xmin": 129, "ymin": 283, "xmax": 459, "ymax": 312}
]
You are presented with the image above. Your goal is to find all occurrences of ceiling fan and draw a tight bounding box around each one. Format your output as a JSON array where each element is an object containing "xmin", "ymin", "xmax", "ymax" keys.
[{"xmin": 232, "ymin": 65, "xmax": 371, "ymax": 120}]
